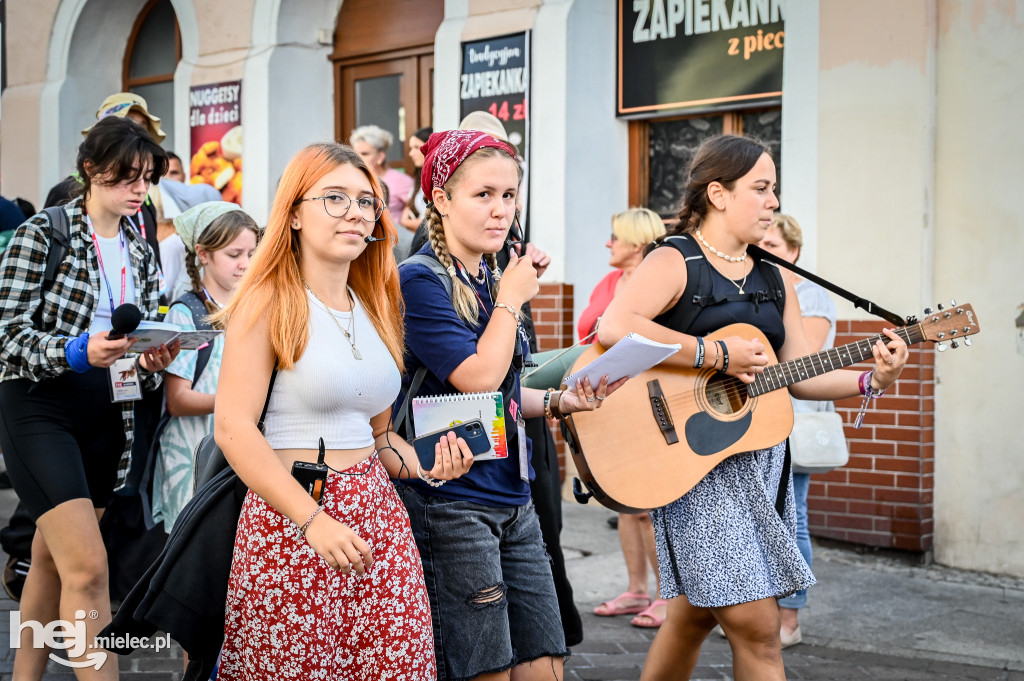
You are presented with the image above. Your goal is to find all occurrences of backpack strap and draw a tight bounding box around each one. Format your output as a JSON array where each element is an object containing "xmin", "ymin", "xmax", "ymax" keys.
[
  {"xmin": 167, "ymin": 291, "xmax": 216, "ymax": 384},
  {"xmin": 400, "ymin": 253, "xmax": 453, "ymax": 299},
  {"xmin": 652, "ymin": 234, "xmax": 714, "ymax": 334},
  {"xmin": 41, "ymin": 206, "xmax": 71, "ymax": 288},
  {"xmin": 31, "ymin": 207, "xmax": 72, "ymax": 329}
]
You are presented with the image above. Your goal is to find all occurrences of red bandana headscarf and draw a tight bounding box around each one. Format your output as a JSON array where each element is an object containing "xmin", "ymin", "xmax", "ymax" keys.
[{"xmin": 419, "ymin": 129, "xmax": 518, "ymax": 199}]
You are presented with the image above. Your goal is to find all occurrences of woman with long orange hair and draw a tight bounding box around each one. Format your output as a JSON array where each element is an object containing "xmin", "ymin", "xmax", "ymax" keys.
[{"xmin": 212, "ymin": 142, "xmax": 473, "ymax": 680}]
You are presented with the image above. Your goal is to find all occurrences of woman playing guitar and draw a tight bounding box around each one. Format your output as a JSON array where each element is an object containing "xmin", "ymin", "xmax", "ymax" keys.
[{"xmin": 598, "ymin": 134, "xmax": 909, "ymax": 681}]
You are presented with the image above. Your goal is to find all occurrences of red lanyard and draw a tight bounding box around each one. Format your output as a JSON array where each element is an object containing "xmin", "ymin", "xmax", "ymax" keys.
[
  {"xmin": 456, "ymin": 260, "xmax": 493, "ymax": 317},
  {"xmin": 135, "ymin": 208, "xmax": 147, "ymax": 241},
  {"xmin": 87, "ymin": 216, "xmax": 128, "ymax": 315}
]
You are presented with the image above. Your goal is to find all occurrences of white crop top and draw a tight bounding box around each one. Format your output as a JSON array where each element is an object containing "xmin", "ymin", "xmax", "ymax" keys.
[{"xmin": 261, "ymin": 289, "xmax": 401, "ymax": 450}]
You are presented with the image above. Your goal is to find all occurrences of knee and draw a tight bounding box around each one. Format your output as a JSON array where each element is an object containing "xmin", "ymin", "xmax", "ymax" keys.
[
  {"xmin": 60, "ymin": 554, "xmax": 108, "ymax": 597},
  {"xmin": 727, "ymin": 622, "xmax": 782, "ymax": 660}
]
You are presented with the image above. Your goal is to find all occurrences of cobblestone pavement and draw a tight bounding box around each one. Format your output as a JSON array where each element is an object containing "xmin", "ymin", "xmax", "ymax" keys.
[{"xmin": 2, "ymin": 488, "xmax": 1023, "ymax": 680}]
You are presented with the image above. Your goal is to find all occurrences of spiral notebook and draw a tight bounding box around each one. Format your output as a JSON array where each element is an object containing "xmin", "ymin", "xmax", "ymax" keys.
[{"xmin": 412, "ymin": 391, "xmax": 507, "ymax": 461}]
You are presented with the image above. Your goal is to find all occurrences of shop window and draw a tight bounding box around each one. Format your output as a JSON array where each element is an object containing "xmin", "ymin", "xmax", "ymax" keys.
[
  {"xmin": 123, "ymin": 0, "xmax": 181, "ymax": 149},
  {"xmin": 629, "ymin": 108, "xmax": 782, "ymax": 220}
]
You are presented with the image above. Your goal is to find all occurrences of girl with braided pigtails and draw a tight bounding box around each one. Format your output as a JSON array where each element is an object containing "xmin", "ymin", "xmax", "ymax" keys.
[
  {"xmin": 151, "ymin": 202, "xmax": 259, "ymax": 531},
  {"xmin": 395, "ymin": 129, "xmax": 626, "ymax": 681}
]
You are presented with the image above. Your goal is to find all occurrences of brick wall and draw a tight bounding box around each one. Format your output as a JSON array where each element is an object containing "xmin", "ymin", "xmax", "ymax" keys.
[
  {"xmin": 531, "ymin": 283, "xmax": 575, "ymax": 476},
  {"xmin": 807, "ymin": 319, "xmax": 936, "ymax": 553},
  {"xmin": 531, "ymin": 283, "xmax": 575, "ymax": 351}
]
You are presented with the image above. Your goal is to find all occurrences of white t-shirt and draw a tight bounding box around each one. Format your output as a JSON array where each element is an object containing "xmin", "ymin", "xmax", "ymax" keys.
[{"xmin": 88, "ymin": 231, "xmax": 136, "ymax": 334}]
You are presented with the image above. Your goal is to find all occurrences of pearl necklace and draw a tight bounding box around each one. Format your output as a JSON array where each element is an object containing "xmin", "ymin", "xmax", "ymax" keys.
[{"xmin": 695, "ymin": 229, "xmax": 747, "ymax": 263}]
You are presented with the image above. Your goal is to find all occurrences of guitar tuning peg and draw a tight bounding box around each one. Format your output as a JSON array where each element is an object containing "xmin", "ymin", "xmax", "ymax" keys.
[
  {"xmin": 937, "ymin": 303, "xmax": 945, "ymax": 311},
  {"xmin": 949, "ymin": 298, "xmax": 957, "ymax": 306},
  {"xmin": 964, "ymin": 338, "xmax": 972, "ymax": 346},
  {"xmin": 924, "ymin": 307, "xmax": 933, "ymax": 315},
  {"xmin": 936, "ymin": 343, "xmax": 948, "ymax": 352},
  {"xmin": 951, "ymin": 341, "xmax": 960, "ymax": 349}
]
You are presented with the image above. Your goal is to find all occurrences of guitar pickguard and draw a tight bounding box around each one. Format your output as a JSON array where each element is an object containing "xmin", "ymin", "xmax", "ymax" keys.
[{"xmin": 684, "ymin": 410, "xmax": 753, "ymax": 457}]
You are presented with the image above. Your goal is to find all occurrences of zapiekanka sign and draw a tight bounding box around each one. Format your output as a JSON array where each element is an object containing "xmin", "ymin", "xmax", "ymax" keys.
[{"xmin": 618, "ymin": 0, "xmax": 785, "ymax": 117}]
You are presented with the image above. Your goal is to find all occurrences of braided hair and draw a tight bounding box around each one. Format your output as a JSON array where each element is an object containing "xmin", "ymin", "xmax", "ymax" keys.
[
  {"xmin": 426, "ymin": 147, "xmax": 518, "ymax": 326},
  {"xmin": 184, "ymin": 210, "xmax": 261, "ymax": 324}
]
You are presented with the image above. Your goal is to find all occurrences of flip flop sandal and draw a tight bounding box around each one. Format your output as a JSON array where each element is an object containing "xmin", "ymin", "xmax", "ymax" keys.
[
  {"xmin": 630, "ymin": 599, "xmax": 669, "ymax": 628},
  {"xmin": 593, "ymin": 591, "xmax": 651, "ymax": 617}
]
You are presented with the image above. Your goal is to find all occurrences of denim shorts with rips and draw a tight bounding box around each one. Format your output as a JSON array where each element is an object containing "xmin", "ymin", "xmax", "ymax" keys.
[{"xmin": 397, "ymin": 485, "xmax": 569, "ymax": 681}]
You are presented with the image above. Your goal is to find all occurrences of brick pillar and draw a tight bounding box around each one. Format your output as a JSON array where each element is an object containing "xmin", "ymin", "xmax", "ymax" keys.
[
  {"xmin": 530, "ymin": 282, "xmax": 574, "ymax": 480},
  {"xmin": 531, "ymin": 282, "xmax": 575, "ymax": 351},
  {"xmin": 807, "ymin": 319, "xmax": 935, "ymax": 552}
]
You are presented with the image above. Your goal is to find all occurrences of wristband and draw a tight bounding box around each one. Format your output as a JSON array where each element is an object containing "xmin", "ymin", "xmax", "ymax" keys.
[
  {"xmin": 716, "ymin": 340, "xmax": 729, "ymax": 372},
  {"xmin": 693, "ymin": 336, "xmax": 705, "ymax": 369},
  {"xmin": 548, "ymin": 391, "xmax": 565, "ymax": 420},
  {"xmin": 854, "ymin": 369, "xmax": 887, "ymax": 429},
  {"xmin": 65, "ymin": 333, "xmax": 92, "ymax": 373}
]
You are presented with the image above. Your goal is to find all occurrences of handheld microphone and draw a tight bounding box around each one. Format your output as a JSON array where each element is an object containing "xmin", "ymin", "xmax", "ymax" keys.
[
  {"xmin": 107, "ymin": 303, "xmax": 143, "ymax": 340},
  {"xmin": 364, "ymin": 235, "xmax": 386, "ymax": 243}
]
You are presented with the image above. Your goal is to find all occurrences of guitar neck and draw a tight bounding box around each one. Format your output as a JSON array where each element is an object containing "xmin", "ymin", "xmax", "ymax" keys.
[{"xmin": 748, "ymin": 325, "xmax": 923, "ymax": 397}]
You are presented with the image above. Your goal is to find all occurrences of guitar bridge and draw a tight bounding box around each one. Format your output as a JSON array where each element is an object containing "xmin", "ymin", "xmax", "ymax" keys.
[{"xmin": 647, "ymin": 379, "xmax": 679, "ymax": 445}]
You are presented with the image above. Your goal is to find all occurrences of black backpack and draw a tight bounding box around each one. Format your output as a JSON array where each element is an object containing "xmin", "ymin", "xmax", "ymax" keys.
[
  {"xmin": 652, "ymin": 233, "xmax": 786, "ymax": 334},
  {"xmin": 28, "ymin": 207, "xmax": 72, "ymax": 328}
]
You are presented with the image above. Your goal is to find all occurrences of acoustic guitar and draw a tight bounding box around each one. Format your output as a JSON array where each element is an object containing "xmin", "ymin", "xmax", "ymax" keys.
[{"xmin": 563, "ymin": 302, "xmax": 981, "ymax": 513}]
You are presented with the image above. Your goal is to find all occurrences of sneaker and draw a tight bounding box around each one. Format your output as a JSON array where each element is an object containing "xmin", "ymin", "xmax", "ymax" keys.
[
  {"xmin": 2, "ymin": 555, "xmax": 31, "ymax": 601},
  {"xmin": 780, "ymin": 625, "xmax": 802, "ymax": 649}
]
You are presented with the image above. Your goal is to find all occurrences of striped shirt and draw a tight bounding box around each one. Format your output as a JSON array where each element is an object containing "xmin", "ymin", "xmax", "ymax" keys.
[{"xmin": 0, "ymin": 197, "xmax": 163, "ymax": 488}]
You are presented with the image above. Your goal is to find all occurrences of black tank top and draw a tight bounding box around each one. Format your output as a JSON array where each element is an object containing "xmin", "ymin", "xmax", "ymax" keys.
[{"xmin": 654, "ymin": 252, "xmax": 787, "ymax": 353}]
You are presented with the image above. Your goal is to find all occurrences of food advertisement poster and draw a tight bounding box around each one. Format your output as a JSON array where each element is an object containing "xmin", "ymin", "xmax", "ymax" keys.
[{"xmin": 189, "ymin": 81, "xmax": 243, "ymax": 203}]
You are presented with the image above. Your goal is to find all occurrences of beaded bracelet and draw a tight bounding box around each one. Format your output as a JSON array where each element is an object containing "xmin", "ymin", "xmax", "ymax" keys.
[
  {"xmin": 417, "ymin": 463, "xmax": 447, "ymax": 488},
  {"xmin": 693, "ymin": 336, "xmax": 705, "ymax": 369},
  {"xmin": 544, "ymin": 388, "xmax": 556, "ymax": 419},
  {"xmin": 716, "ymin": 340, "xmax": 730, "ymax": 372},
  {"xmin": 299, "ymin": 506, "xmax": 323, "ymax": 536},
  {"xmin": 493, "ymin": 302, "xmax": 520, "ymax": 324}
]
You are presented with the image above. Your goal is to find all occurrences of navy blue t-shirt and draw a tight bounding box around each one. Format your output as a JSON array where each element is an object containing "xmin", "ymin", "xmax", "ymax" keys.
[{"xmin": 396, "ymin": 246, "xmax": 533, "ymax": 507}]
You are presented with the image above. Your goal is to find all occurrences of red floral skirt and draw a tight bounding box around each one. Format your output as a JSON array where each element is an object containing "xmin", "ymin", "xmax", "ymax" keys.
[{"xmin": 217, "ymin": 456, "xmax": 435, "ymax": 680}]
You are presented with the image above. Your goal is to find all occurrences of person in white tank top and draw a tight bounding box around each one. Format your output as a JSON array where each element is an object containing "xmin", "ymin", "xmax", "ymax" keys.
[{"xmin": 211, "ymin": 143, "xmax": 474, "ymax": 681}]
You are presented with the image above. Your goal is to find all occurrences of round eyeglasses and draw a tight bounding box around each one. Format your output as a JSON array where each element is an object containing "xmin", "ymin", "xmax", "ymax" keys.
[{"xmin": 295, "ymin": 192, "xmax": 384, "ymax": 222}]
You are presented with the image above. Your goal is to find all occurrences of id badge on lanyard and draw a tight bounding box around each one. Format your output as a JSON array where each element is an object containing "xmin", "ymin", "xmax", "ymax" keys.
[
  {"xmin": 108, "ymin": 358, "xmax": 142, "ymax": 402},
  {"xmin": 90, "ymin": 216, "xmax": 141, "ymax": 402}
]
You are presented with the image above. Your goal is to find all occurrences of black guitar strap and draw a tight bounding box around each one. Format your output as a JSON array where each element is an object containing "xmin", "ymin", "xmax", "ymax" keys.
[
  {"xmin": 775, "ymin": 439, "xmax": 792, "ymax": 519},
  {"xmin": 747, "ymin": 244, "xmax": 910, "ymax": 326}
]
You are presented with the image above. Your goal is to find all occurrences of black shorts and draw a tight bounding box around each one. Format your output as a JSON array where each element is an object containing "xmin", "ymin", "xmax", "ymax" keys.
[{"xmin": 0, "ymin": 369, "xmax": 126, "ymax": 520}]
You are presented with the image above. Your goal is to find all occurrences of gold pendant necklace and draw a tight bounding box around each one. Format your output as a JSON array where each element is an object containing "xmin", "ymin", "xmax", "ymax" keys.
[
  {"xmin": 303, "ymin": 280, "xmax": 362, "ymax": 360},
  {"xmin": 728, "ymin": 267, "xmax": 749, "ymax": 295}
]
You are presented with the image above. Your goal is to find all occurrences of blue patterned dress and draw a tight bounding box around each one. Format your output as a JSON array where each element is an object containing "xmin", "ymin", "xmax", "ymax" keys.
[{"xmin": 650, "ymin": 243, "xmax": 815, "ymax": 607}]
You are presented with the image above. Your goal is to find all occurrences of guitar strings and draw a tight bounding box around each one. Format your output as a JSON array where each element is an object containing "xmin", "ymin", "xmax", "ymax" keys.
[{"xmin": 652, "ymin": 330, "xmax": 917, "ymax": 409}]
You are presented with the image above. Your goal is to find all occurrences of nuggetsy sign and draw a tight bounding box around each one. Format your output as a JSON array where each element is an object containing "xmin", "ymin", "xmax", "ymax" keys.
[{"xmin": 618, "ymin": 0, "xmax": 785, "ymax": 117}]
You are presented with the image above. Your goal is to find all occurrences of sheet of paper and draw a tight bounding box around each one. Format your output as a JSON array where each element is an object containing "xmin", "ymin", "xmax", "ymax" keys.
[{"xmin": 563, "ymin": 333, "xmax": 680, "ymax": 387}]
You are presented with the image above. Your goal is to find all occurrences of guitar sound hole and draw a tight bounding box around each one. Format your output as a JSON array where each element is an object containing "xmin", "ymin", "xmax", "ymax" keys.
[{"xmin": 704, "ymin": 374, "xmax": 748, "ymax": 416}]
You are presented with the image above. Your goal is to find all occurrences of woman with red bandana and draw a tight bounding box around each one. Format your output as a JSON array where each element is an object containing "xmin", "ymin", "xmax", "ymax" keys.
[{"xmin": 395, "ymin": 129, "xmax": 626, "ymax": 681}]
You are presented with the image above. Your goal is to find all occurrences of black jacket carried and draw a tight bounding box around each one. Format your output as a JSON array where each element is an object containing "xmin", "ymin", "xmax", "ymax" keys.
[{"xmin": 101, "ymin": 465, "xmax": 247, "ymax": 680}]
